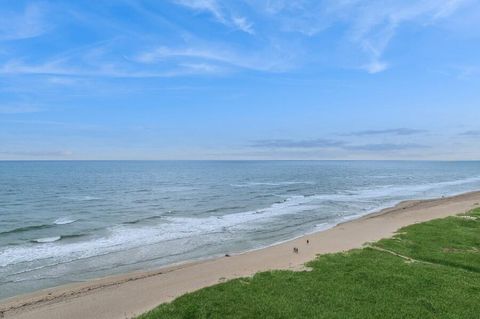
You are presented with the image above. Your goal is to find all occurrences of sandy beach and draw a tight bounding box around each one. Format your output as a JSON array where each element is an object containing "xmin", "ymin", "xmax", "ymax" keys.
[{"xmin": 2, "ymin": 190, "xmax": 480, "ymax": 319}]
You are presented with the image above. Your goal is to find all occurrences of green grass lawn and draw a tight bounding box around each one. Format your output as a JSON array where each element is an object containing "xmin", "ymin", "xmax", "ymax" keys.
[{"xmin": 138, "ymin": 208, "xmax": 480, "ymax": 319}]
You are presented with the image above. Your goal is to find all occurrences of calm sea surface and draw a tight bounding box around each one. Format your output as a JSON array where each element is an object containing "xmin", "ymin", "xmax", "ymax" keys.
[{"xmin": 1, "ymin": 160, "xmax": 480, "ymax": 299}]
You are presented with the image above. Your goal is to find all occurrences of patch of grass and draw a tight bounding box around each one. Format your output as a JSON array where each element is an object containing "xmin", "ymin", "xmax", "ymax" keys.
[
  {"xmin": 138, "ymin": 208, "xmax": 480, "ymax": 319},
  {"xmin": 374, "ymin": 208, "xmax": 480, "ymax": 272}
]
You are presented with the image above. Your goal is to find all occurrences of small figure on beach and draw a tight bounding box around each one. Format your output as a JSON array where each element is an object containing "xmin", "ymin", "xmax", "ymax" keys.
[
  {"xmin": 225, "ymin": 254, "xmax": 230, "ymax": 257},
  {"xmin": 293, "ymin": 247, "xmax": 299, "ymax": 253},
  {"xmin": 306, "ymin": 239, "xmax": 309, "ymax": 244}
]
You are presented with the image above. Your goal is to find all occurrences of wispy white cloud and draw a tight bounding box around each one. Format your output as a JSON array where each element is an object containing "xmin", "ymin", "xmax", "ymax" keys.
[
  {"xmin": 433, "ymin": 0, "xmax": 467, "ymax": 19},
  {"xmin": 249, "ymin": 0, "xmax": 471, "ymax": 73},
  {"xmin": 177, "ymin": 62, "xmax": 223, "ymax": 73},
  {"xmin": 363, "ymin": 60, "xmax": 388, "ymax": 74},
  {"xmin": 337, "ymin": 0, "xmax": 470, "ymax": 73},
  {"xmin": 136, "ymin": 46, "xmax": 224, "ymax": 64},
  {"xmin": 174, "ymin": 0, "xmax": 224, "ymax": 21},
  {"xmin": 46, "ymin": 76, "xmax": 82, "ymax": 86},
  {"xmin": 232, "ymin": 16, "xmax": 254, "ymax": 34},
  {"xmin": 0, "ymin": 47, "xmax": 230, "ymax": 78},
  {"xmin": 0, "ymin": 0, "xmax": 475, "ymax": 81},
  {"xmin": 0, "ymin": 59, "xmax": 201, "ymax": 78},
  {"xmin": 134, "ymin": 44, "xmax": 296, "ymax": 72},
  {"xmin": 0, "ymin": 3, "xmax": 50, "ymax": 41},
  {"xmin": 1, "ymin": 30, "xmax": 282, "ymax": 78},
  {"xmin": 173, "ymin": 0, "xmax": 255, "ymax": 34}
]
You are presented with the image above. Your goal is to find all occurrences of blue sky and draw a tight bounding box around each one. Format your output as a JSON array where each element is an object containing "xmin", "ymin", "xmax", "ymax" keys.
[{"xmin": 1, "ymin": 0, "xmax": 480, "ymax": 160}]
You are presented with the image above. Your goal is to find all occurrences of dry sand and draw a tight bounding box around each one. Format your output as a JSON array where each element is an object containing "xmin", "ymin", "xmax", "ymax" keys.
[{"xmin": 2, "ymin": 191, "xmax": 480, "ymax": 319}]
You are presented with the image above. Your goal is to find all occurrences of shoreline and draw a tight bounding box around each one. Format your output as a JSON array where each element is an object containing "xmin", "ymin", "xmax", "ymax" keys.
[{"xmin": 2, "ymin": 190, "xmax": 480, "ymax": 319}]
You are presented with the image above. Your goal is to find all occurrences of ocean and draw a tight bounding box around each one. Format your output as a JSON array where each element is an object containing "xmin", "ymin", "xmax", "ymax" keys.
[{"xmin": 1, "ymin": 160, "xmax": 480, "ymax": 300}]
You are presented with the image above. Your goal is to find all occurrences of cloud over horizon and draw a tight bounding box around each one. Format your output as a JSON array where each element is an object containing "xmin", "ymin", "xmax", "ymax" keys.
[
  {"xmin": 250, "ymin": 138, "xmax": 428, "ymax": 153},
  {"xmin": 460, "ymin": 130, "xmax": 480, "ymax": 137},
  {"xmin": 343, "ymin": 128, "xmax": 427, "ymax": 136}
]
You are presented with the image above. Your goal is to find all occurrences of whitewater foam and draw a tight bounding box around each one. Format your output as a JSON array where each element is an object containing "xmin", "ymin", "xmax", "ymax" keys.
[
  {"xmin": 54, "ymin": 217, "xmax": 78, "ymax": 225},
  {"xmin": 63, "ymin": 196, "xmax": 101, "ymax": 201},
  {"xmin": 230, "ymin": 181, "xmax": 315, "ymax": 187},
  {"xmin": 33, "ymin": 237, "xmax": 61, "ymax": 243},
  {"xmin": 0, "ymin": 195, "xmax": 319, "ymax": 268}
]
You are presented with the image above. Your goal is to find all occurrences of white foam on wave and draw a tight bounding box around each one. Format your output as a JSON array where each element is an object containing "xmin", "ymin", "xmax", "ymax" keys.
[
  {"xmin": 298, "ymin": 175, "xmax": 480, "ymax": 204},
  {"xmin": 351, "ymin": 175, "xmax": 480, "ymax": 199},
  {"xmin": 63, "ymin": 196, "xmax": 101, "ymax": 201},
  {"xmin": 0, "ymin": 195, "xmax": 318, "ymax": 268},
  {"xmin": 231, "ymin": 181, "xmax": 315, "ymax": 187},
  {"xmin": 166, "ymin": 196, "xmax": 319, "ymax": 233},
  {"xmin": 33, "ymin": 237, "xmax": 61, "ymax": 243},
  {"xmin": 154, "ymin": 186, "xmax": 199, "ymax": 192},
  {"xmin": 54, "ymin": 217, "xmax": 77, "ymax": 225},
  {"xmin": 314, "ymin": 222, "xmax": 330, "ymax": 231}
]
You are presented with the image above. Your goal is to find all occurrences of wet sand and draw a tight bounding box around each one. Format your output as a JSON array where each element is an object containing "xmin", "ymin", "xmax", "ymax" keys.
[{"xmin": 2, "ymin": 191, "xmax": 480, "ymax": 319}]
